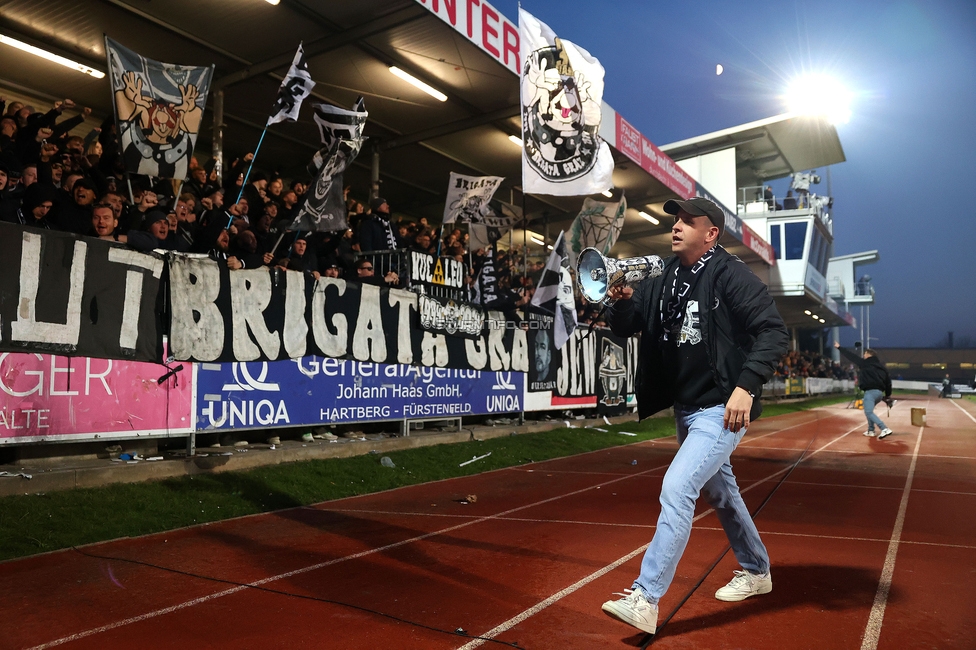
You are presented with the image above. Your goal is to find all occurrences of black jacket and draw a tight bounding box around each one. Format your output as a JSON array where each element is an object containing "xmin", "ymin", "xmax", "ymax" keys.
[
  {"xmin": 358, "ymin": 214, "xmax": 395, "ymax": 252},
  {"xmin": 609, "ymin": 247, "xmax": 789, "ymax": 421},
  {"xmin": 838, "ymin": 347, "xmax": 891, "ymax": 397}
]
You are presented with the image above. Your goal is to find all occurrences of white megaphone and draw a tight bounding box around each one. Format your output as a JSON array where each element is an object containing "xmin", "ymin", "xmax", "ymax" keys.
[{"xmin": 577, "ymin": 247, "xmax": 665, "ymax": 304}]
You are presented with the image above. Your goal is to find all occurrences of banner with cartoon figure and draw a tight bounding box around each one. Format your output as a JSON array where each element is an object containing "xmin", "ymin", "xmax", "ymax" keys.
[
  {"xmin": 105, "ymin": 37, "xmax": 214, "ymax": 180},
  {"xmin": 442, "ymin": 173, "xmax": 504, "ymax": 224},
  {"xmin": 518, "ymin": 8, "xmax": 613, "ymax": 196},
  {"xmin": 291, "ymin": 99, "xmax": 368, "ymax": 232}
]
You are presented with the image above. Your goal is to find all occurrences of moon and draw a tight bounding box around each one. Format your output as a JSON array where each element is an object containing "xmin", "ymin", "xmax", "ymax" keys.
[{"xmin": 716, "ymin": 64, "xmax": 724, "ymax": 75}]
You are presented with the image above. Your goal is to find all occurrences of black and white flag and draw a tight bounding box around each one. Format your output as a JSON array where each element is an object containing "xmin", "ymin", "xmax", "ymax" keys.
[
  {"xmin": 478, "ymin": 245, "xmax": 500, "ymax": 307},
  {"xmin": 105, "ymin": 37, "xmax": 213, "ymax": 180},
  {"xmin": 468, "ymin": 201, "xmax": 523, "ymax": 252},
  {"xmin": 268, "ymin": 43, "xmax": 315, "ymax": 125},
  {"xmin": 443, "ymin": 173, "xmax": 503, "ymax": 224},
  {"xmin": 290, "ymin": 99, "xmax": 367, "ymax": 232},
  {"xmin": 530, "ymin": 230, "xmax": 578, "ymax": 349},
  {"xmin": 518, "ymin": 9, "xmax": 612, "ymax": 196}
]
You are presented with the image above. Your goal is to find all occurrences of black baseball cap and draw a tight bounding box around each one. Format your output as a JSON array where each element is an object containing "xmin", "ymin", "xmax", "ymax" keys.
[
  {"xmin": 144, "ymin": 210, "xmax": 169, "ymax": 228},
  {"xmin": 663, "ymin": 197, "xmax": 726, "ymax": 238}
]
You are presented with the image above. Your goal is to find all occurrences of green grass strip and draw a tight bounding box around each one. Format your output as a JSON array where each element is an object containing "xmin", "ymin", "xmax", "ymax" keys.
[{"xmin": 0, "ymin": 395, "xmax": 850, "ymax": 562}]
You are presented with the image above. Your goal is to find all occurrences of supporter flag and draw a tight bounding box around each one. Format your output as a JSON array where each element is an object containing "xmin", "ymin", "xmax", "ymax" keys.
[
  {"xmin": 443, "ymin": 173, "xmax": 504, "ymax": 224},
  {"xmin": 566, "ymin": 195, "xmax": 627, "ymax": 270},
  {"xmin": 267, "ymin": 43, "xmax": 315, "ymax": 125},
  {"xmin": 530, "ymin": 230, "xmax": 578, "ymax": 349},
  {"xmin": 477, "ymin": 245, "xmax": 501, "ymax": 307},
  {"xmin": 290, "ymin": 99, "xmax": 368, "ymax": 232},
  {"xmin": 105, "ymin": 37, "xmax": 214, "ymax": 180},
  {"xmin": 468, "ymin": 201, "xmax": 523, "ymax": 252},
  {"xmin": 518, "ymin": 9, "xmax": 612, "ymax": 196}
]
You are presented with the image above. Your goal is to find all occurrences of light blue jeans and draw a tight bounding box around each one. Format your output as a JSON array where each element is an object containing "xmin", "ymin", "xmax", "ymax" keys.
[
  {"xmin": 862, "ymin": 389, "xmax": 888, "ymax": 432},
  {"xmin": 634, "ymin": 405, "xmax": 769, "ymax": 602}
]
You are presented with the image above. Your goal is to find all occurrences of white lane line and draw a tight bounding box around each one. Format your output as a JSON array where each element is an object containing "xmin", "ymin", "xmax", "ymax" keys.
[
  {"xmin": 739, "ymin": 412, "xmax": 848, "ymax": 445},
  {"xmin": 457, "ymin": 424, "xmax": 860, "ymax": 649},
  {"xmin": 30, "ymin": 459, "xmax": 678, "ymax": 650},
  {"xmin": 696, "ymin": 527, "xmax": 976, "ymax": 550},
  {"xmin": 784, "ymin": 480, "xmax": 976, "ymax": 496},
  {"xmin": 949, "ymin": 398, "xmax": 976, "ymax": 424},
  {"xmin": 860, "ymin": 422, "xmax": 926, "ymax": 650},
  {"xmin": 322, "ymin": 510, "xmax": 976, "ymax": 550}
]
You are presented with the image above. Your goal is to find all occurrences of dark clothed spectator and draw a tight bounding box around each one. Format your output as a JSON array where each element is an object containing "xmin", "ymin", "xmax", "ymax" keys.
[
  {"xmin": 357, "ymin": 197, "xmax": 397, "ymax": 252},
  {"xmin": 127, "ymin": 210, "xmax": 178, "ymax": 251}
]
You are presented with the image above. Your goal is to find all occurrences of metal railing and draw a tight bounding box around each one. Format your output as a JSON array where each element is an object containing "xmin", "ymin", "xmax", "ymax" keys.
[
  {"xmin": 738, "ymin": 185, "xmax": 833, "ymax": 235},
  {"xmin": 357, "ymin": 248, "xmax": 467, "ymax": 302},
  {"xmin": 854, "ymin": 280, "xmax": 875, "ymax": 298}
]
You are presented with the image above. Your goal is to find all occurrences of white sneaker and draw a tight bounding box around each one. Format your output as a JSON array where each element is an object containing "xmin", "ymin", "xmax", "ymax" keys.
[
  {"xmin": 715, "ymin": 570, "xmax": 772, "ymax": 602},
  {"xmin": 602, "ymin": 588, "xmax": 658, "ymax": 634},
  {"xmin": 878, "ymin": 428, "xmax": 893, "ymax": 439},
  {"xmin": 863, "ymin": 430, "xmax": 876, "ymax": 437}
]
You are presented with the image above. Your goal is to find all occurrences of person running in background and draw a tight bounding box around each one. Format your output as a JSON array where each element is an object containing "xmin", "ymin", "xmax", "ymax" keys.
[{"xmin": 835, "ymin": 341, "xmax": 893, "ymax": 438}]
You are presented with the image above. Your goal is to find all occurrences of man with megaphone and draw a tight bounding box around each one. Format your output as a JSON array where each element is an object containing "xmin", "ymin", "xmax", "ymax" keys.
[{"xmin": 600, "ymin": 197, "xmax": 789, "ymax": 635}]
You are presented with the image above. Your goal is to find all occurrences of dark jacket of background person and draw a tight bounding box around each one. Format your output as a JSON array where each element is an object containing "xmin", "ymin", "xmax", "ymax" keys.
[
  {"xmin": 357, "ymin": 213, "xmax": 395, "ymax": 252},
  {"xmin": 838, "ymin": 347, "xmax": 892, "ymax": 397},
  {"xmin": 608, "ymin": 247, "xmax": 790, "ymax": 422}
]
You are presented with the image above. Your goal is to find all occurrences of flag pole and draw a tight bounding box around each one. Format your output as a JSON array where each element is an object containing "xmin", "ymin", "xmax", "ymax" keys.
[
  {"xmin": 521, "ymin": 188, "xmax": 527, "ymax": 281},
  {"xmin": 235, "ymin": 122, "xmax": 269, "ymax": 205},
  {"xmin": 226, "ymin": 121, "xmax": 270, "ymax": 231}
]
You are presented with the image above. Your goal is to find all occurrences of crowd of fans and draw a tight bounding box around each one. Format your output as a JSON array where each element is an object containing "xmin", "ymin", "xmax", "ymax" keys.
[
  {"xmin": 775, "ymin": 350, "xmax": 857, "ymax": 380},
  {"xmin": 0, "ymin": 95, "xmax": 559, "ymax": 307}
]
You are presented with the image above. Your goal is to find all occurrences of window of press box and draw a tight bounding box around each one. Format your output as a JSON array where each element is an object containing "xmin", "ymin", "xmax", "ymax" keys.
[
  {"xmin": 769, "ymin": 224, "xmax": 782, "ymax": 259},
  {"xmin": 784, "ymin": 221, "xmax": 808, "ymax": 260}
]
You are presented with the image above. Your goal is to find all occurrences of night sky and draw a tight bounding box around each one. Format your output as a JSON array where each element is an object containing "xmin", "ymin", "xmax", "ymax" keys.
[{"xmin": 496, "ymin": 0, "xmax": 976, "ymax": 348}]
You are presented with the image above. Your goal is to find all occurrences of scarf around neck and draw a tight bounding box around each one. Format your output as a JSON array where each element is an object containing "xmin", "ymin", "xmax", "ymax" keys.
[{"xmin": 660, "ymin": 246, "xmax": 717, "ymax": 342}]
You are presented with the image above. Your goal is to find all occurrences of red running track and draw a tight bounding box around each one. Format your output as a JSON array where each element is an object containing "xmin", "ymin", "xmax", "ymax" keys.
[{"xmin": 2, "ymin": 395, "xmax": 975, "ymax": 649}]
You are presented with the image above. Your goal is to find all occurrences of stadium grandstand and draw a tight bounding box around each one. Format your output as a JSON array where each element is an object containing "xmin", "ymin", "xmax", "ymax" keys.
[{"xmin": 0, "ymin": 0, "xmax": 881, "ymax": 453}]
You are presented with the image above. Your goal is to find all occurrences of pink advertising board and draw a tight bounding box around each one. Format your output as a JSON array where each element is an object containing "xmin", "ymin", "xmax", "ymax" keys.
[
  {"xmin": 614, "ymin": 113, "xmax": 696, "ymax": 200},
  {"xmin": 0, "ymin": 353, "xmax": 193, "ymax": 445}
]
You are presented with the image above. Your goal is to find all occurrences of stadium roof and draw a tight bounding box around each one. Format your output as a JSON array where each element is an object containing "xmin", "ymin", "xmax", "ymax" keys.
[
  {"xmin": 0, "ymin": 0, "xmax": 775, "ymax": 264},
  {"xmin": 659, "ymin": 112, "xmax": 847, "ymax": 188}
]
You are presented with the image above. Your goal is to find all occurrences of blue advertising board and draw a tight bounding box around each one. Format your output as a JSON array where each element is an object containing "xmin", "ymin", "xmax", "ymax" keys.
[{"xmin": 195, "ymin": 358, "xmax": 525, "ymax": 430}]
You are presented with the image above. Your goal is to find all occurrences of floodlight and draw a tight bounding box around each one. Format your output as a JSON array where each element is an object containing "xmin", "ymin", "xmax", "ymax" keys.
[
  {"xmin": 601, "ymin": 189, "xmax": 613, "ymax": 198},
  {"xmin": 785, "ymin": 73, "xmax": 852, "ymax": 125},
  {"xmin": 638, "ymin": 211, "xmax": 659, "ymax": 225},
  {"xmin": 0, "ymin": 34, "xmax": 105, "ymax": 78},
  {"xmin": 389, "ymin": 66, "xmax": 448, "ymax": 102},
  {"xmin": 530, "ymin": 236, "xmax": 544, "ymax": 246},
  {"xmin": 508, "ymin": 134, "xmax": 523, "ymax": 147}
]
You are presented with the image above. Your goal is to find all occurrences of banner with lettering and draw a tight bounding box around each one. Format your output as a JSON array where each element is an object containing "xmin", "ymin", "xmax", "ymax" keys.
[
  {"xmin": 0, "ymin": 223, "xmax": 164, "ymax": 363},
  {"xmin": 168, "ymin": 256, "xmax": 529, "ymax": 373},
  {"xmin": 0, "ymin": 352, "xmax": 192, "ymax": 445},
  {"xmin": 443, "ymin": 173, "xmax": 504, "ymax": 224},
  {"xmin": 195, "ymin": 359, "xmax": 523, "ymax": 430}
]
